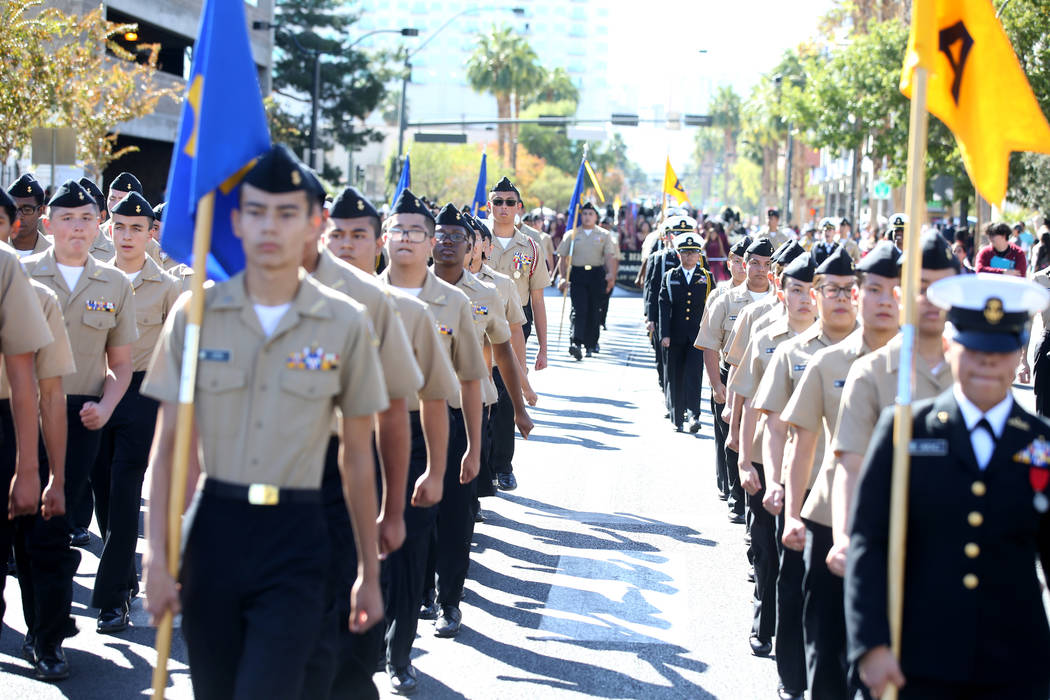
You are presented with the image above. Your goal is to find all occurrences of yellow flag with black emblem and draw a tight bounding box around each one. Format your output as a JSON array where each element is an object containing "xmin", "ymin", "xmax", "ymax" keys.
[
  {"xmin": 662, "ymin": 157, "xmax": 690, "ymax": 214},
  {"xmin": 900, "ymin": 0, "xmax": 1050, "ymax": 206}
]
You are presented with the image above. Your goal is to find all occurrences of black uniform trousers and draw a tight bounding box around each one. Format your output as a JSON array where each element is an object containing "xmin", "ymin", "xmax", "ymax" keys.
[
  {"xmin": 652, "ymin": 332, "xmax": 666, "ymax": 390},
  {"xmin": 569, "ymin": 266, "xmax": 605, "ymax": 350},
  {"xmin": 665, "ymin": 343, "xmax": 703, "ymax": 428},
  {"xmin": 747, "ymin": 461, "xmax": 777, "ymax": 643},
  {"xmin": 719, "ymin": 366, "xmax": 745, "ymax": 516},
  {"xmin": 803, "ymin": 521, "xmax": 853, "ymax": 700},
  {"xmin": 478, "ymin": 402, "xmax": 497, "ymax": 497},
  {"xmin": 489, "ymin": 368, "xmax": 515, "ymax": 477},
  {"xmin": 776, "ymin": 511, "xmax": 807, "ymax": 695},
  {"xmin": 899, "ymin": 678, "xmax": 1049, "ymax": 700},
  {"xmin": 90, "ymin": 372, "xmax": 157, "ymax": 610},
  {"xmin": 435, "ymin": 407, "xmax": 472, "ymax": 608},
  {"xmin": 180, "ymin": 484, "xmax": 329, "ymax": 700},
  {"xmin": 69, "ymin": 394, "xmax": 103, "ymax": 531}
]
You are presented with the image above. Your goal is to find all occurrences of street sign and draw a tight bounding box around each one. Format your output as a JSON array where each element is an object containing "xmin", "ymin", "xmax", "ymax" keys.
[
  {"xmin": 413, "ymin": 132, "xmax": 467, "ymax": 143},
  {"xmin": 873, "ymin": 180, "xmax": 891, "ymax": 199},
  {"xmin": 610, "ymin": 113, "xmax": 639, "ymax": 126}
]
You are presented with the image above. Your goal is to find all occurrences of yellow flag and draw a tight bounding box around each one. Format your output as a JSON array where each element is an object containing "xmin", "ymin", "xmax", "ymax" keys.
[
  {"xmin": 663, "ymin": 157, "xmax": 690, "ymax": 209},
  {"xmin": 583, "ymin": 159, "xmax": 605, "ymax": 202},
  {"xmin": 900, "ymin": 0, "xmax": 1050, "ymax": 206}
]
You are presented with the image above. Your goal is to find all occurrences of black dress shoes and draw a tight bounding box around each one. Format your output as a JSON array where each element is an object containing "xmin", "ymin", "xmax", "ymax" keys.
[
  {"xmin": 568, "ymin": 344, "xmax": 582, "ymax": 360},
  {"xmin": 97, "ymin": 603, "xmax": 130, "ymax": 634},
  {"xmin": 70, "ymin": 527, "xmax": 90, "ymax": 548},
  {"xmin": 749, "ymin": 635, "xmax": 772, "ymax": 657},
  {"xmin": 419, "ymin": 589, "xmax": 439, "ymax": 621},
  {"xmin": 777, "ymin": 686, "xmax": 804, "ymax": 700},
  {"xmin": 434, "ymin": 606, "xmax": 462, "ymax": 637},
  {"xmin": 689, "ymin": 417, "xmax": 702, "ymax": 433},
  {"xmin": 35, "ymin": 644, "xmax": 70, "ymax": 681},
  {"xmin": 388, "ymin": 663, "xmax": 419, "ymax": 695},
  {"xmin": 593, "ymin": 344, "xmax": 600, "ymax": 353},
  {"xmin": 584, "ymin": 347, "xmax": 593, "ymax": 358},
  {"xmin": 496, "ymin": 473, "xmax": 517, "ymax": 491},
  {"xmin": 728, "ymin": 513, "xmax": 745, "ymax": 525}
]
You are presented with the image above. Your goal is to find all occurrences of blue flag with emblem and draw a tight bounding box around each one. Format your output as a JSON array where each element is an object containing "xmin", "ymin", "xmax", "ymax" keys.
[
  {"xmin": 160, "ymin": 0, "xmax": 270, "ymax": 280},
  {"xmin": 392, "ymin": 154, "xmax": 411, "ymax": 206},
  {"xmin": 471, "ymin": 152, "xmax": 488, "ymax": 216},
  {"xmin": 566, "ymin": 157, "xmax": 587, "ymax": 232}
]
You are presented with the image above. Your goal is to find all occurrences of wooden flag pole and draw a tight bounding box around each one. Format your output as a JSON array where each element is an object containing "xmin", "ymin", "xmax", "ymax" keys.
[
  {"xmin": 557, "ymin": 200, "xmax": 583, "ymax": 348},
  {"xmin": 152, "ymin": 191, "xmax": 214, "ymax": 698},
  {"xmin": 885, "ymin": 59, "xmax": 929, "ymax": 700}
]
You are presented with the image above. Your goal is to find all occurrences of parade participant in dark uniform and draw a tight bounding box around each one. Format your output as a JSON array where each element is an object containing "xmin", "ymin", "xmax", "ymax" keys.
[
  {"xmin": 557, "ymin": 201, "xmax": 618, "ymax": 359},
  {"xmin": 142, "ymin": 145, "xmax": 388, "ymax": 700},
  {"xmin": 887, "ymin": 213, "xmax": 906, "ymax": 250},
  {"xmin": 811, "ymin": 218, "xmax": 838, "ymax": 266},
  {"xmin": 7, "ymin": 174, "xmax": 51, "ymax": 257},
  {"xmin": 644, "ymin": 221, "xmax": 677, "ymax": 391},
  {"xmin": 658, "ymin": 230, "xmax": 712, "ymax": 432},
  {"xmin": 90, "ymin": 193, "xmax": 181, "ymax": 635},
  {"xmin": 847, "ymin": 273, "xmax": 1050, "ymax": 700}
]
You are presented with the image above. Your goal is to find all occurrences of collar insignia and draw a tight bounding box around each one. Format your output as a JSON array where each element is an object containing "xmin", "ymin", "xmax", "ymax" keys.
[{"xmin": 1008, "ymin": 416, "xmax": 1031, "ymax": 431}]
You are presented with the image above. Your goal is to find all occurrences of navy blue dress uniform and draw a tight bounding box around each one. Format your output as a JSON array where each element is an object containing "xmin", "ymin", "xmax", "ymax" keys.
[
  {"xmin": 645, "ymin": 229, "xmax": 678, "ymax": 391},
  {"xmin": 811, "ymin": 218, "xmax": 838, "ymax": 267},
  {"xmin": 658, "ymin": 231, "xmax": 712, "ymax": 431},
  {"xmin": 846, "ymin": 274, "xmax": 1050, "ymax": 700}
]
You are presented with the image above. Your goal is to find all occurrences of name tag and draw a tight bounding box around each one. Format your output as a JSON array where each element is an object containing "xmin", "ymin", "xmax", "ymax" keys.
[
  {"xmin": 793, "ymin": 364, "xmax": 807, "ymax": 372},
  {"xmin": 729, "ymin": 315, "xmax": 738, "ymax": 321},
  {"xmin": 765, "ymin": 347, "xmax": 776, "ymax": 354},
  {"xmin": 834, "ymin": 379, "xmax": 846, "ymax": 388},
  {"xmin": 199, "ymin": 349, "xmax": 231, "ymax": 362},
  {"xmin": 909, "ymin": 439, "xmax": 948, "ymax": 456}
]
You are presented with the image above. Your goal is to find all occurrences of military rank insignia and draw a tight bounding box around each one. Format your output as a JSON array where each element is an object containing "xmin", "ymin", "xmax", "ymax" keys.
[
  {"xmin": 471, "ymin": 302, "xmax": 489, "ymax": 317},
  {"xmin": 436, "ymin": 324, "xmax": 453, "ymax": 336},
  {"xmin": 286, "ymin": 346, "xmax": 339, "ymax": 371},
  {"xmin": 86, "ymin": 299, "xmax": 115, "ymax": 313},
  {"xmin": 1014, "ymin": 436, "xmax": 1050, "ymax": 512}
]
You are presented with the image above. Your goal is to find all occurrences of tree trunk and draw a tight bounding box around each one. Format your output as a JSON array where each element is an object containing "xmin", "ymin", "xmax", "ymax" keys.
[
  {"xmin": 722, "ymin": 131, "xmax": 734, "ymax": 206},
  {"xmin": 496, "ymin": 93, "xmax": 510, "ymax": 161},
  {"xmin": 511, "ymin": 94, "xmax": 522, "ymax": 172}
]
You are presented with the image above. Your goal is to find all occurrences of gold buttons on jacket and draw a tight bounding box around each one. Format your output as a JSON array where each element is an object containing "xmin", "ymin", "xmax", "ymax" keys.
[
  {"xmin": 963, "ymin": 574, "xmax": 979, "ymax": 589},
  {"xmin": 964, "ymin": 542, "xmax": 980, "ymax": 558},
  {"xmin": 968, "ymin": 511, "xmax": 984, "ymax": 527},
  {"xmin": 971, "ymin": 481, "xmax": 987, "ymax": 497}
]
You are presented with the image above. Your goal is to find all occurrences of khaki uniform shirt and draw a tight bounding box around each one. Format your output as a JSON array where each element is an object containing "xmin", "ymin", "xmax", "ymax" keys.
[
  {"xmin": 386, "ymin": 287, "xmax": 460, "ymax": 412},
  {"xmin": 0, "ymin": 279, "xmax": 75, "ymax": 399},
  {"xmin": 24, "ymin": 249, "xmax": 138, "ymax": 396},
  {"xmin": 836, "ymin": 236, "xmax": 861, "ymax": 262},
  {"xmin": 557, "ymin": 227, "xmax": 617, "ymax": 268},
  {"xmin": 142, "ymin": 273, "xmax": 388, "ymax": 488},
  {"xmin": 729, "ymin": 318, "xmax": 798, "ymax": 462},
  {"xmin": 520, "ymin": 223, "xmax": 555, "ymax": 261},
  {"xmin": 311, "ymin": 247, "xmax": 422, "ymax": 402},
  {"xmin": 90, "ymin": 230, "xmax": 115, "ymax": 260},
  {"xmin": 454, "ymin": 270, "xmax": 511, "ymax": 406},
  {"xmin": 381, "ymin": 269, "xmax": 488, "ymax": 410},
  {"xmin": 725, "ymin": 295, "xmax": 782, "ymax": 367},
  {"xmin": 694, "ymin": 283, "xmax": 771, "ymax": 362},
  {"xmin": 705, "ymin": 280, "xmax": 734, "ymax": 309},
  {"xmin": 781, "ymin": 329, "xmax": 871, "ymax": 526},
  {"xmin": 477, "ymin": 264, "xmax": 528, "ymax": 326},
  {"xmin": 112, "ymin": 256, "xmax": 182, "ymax": 373},
  {"xmin": 0, "ymin": 243, "xmax": 52, "ymax": 357},
  {"xmin": 757, "ymin": 226, "xmax": 791, "ymax": 249},
  {"xmin": 10, "ymin": 231, "xmax": 51, "ymax": 259},
  {"xmin": 488, "ymin": 228, "xmax": 551, "ymax": 305}
]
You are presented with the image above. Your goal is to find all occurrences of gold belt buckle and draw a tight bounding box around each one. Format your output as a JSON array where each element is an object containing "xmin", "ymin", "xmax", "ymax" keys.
[
  {"xmin": 248, "ymin": 483, "xmax": 279, "ymax": 506},
  {"xmin": 584, "ymin": 265, "xmax": 593, "ymax": 271}
]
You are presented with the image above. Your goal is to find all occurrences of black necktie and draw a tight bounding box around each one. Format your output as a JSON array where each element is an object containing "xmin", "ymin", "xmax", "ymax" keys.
[{"xmin": 976, "ymin": 417, "xmax": 997, "ymax": 442}]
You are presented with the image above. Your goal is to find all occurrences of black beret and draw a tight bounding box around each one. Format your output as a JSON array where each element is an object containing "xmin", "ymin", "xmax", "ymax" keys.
[
  {"xmin": 491, "ymin": 176, "xmax": 520, "ymax": 197},
  {"xmin": 303, "ymin": 168, "xmax": 327, "ymax": 208},
  {"xmin": 767, "ymin": 207, "xmax": 780, "ymax": 217},
  {"xmin": 729, "ymin": 236, "xmax": 752, "ymax": 257},
  {"xmin": 856, "ymin": 241, "xmax": 901, "ymax": 278},
  {"xmin": 153, "ymin": 201, "xmax": 166, "ymax": 221},
  {"xmin": 79, "ymin": 178, "xmax": 106, "ymax": 210},
  {"xmin": 48, "ymin": 179, "xmax": 94, "ymax": 208},
  {"xmin": 330, "ymin": 186, "xmax": 378, "ymax": 220},
  {"xmin": 782, "ymin": 251, "xmax": 815, "ymax": 283},
  {"xmin": 8, "ymin": 174, "xmax": 43, "ymax": 204},
  {"xmin": 814, "ymin": 244, "xmax": 855, "ymax": 276},
  {"xmin": 920, "ymin": 229, "xmax": 960, "ymax": 272},
  {"xmin": 435, "ymin": 203, "xmax": 467, "ymax": 228},
  {"xmin": 110, "ymin": 191, "xmax": 155, "ymax": 219},
  {"xmin": 109, "ymin": 172, "xmax": 142, "ymax": 194},
  {"xmin": 746, "ymin": 237, "xmax": 775, "ymax": 257},
  {"xmin": 777, "ymin": 241, "xmax": 806, "ymax": 267},
  {"xmin": 242, "ymin": 144, "xmax": 318, "ymax": 197},
  {"xmin": 770, "ymin": 240, "xmax": 793, "ymax": 263},
  {"xmin": 391, "ymin": 188, "xmax": 435, "ymax": 223},
  {"xmin": 0, "ymin": 187, "xmax": 16, "ymax": 223}
]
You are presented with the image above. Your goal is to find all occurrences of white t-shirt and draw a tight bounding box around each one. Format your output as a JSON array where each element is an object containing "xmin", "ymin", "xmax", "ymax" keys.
[
  {"xmin": 494, "ymin": 236, "xmax": 513, "ymax": 249},
  {"xmin": 56, "ymin": 262, "xmax": 84, "ymax": 292},
  {"xmin": 399, "ymin": 287, "xmax": 423, "ymax": 297},
  {"xmin": 748, "ymin": 288, "xmax": 771, "ymax": 303},
  {"xmin": 12, "ymin": 247, "xmax": 33, "ymax": 258},
  {"xmin": 128, "ymin": 270, "xmax": 141, "ymax": 284},
  {"xmin": 254, "ymin": 303, "xmax": 291, "ymax": 337}
]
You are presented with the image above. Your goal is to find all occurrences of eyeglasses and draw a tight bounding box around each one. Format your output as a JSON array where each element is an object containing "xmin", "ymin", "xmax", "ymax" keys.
[
  {"xmin": 16, "ymin": 205, "xmax": 38, "ymax": 215},
  {"xmin": 434, "ymin": 232, "xmax": 468, "ymax": 244},
  {"xmin": 490, "ymin": 198, "xmax": 519, "ymax": 207},
  {"xmin": 817, "ymin": 283, "xmax": 856, "ymax": 299},
  {"xmin": 387, "ymin": 226, "xmax": 429, "ymax": 243}
]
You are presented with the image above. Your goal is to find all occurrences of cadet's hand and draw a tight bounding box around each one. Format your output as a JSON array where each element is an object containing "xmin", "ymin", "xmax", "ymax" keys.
[
  {"xmin": 646, "ymin": 321, "xmax": 655, "ymax": 334},
  {"xmin": 826, "ymin": 540, "xmax": 849, "ymax": 577},
  {"xmin": 720, "ymin": 405, "xmax": 733, "ymax": 425},
  {"xmin": 523, "ymin": 386, "xmax": 539, "ymax": 406},
  {"xmin": 859, "ymin": 646, "xmax": 906, "ymax": 698},
  {"xmin": 738, "ymin": 463, "xmax": 760, "ymax": 496},
  {"xmin": 411, "ymin": 469, "xmax": 443, "ymax": 508},
  {"xmin": 143, "ymin": 561, "xmax": 181, "ymax": 625},
  {"xmin": 377, "ymin": 513, "xmax": 406, "ymax": 559},
  {"xmin": 79, "ymin": 401, "xmax": 112, "ymax": 430},
  {"xmin": 1019, "ymin": 358, "xmax": 1032, "ymax": 385},
  {"xmin": 605, "ymin": 277, "xmax": 615, "ymax": 293},
  {"xmin": 712, "ymin": 382, "xmax": 727, "ymax": 405},
  {"xmin": 460, "ymin": 450, "xmax": 480, "ymax": 484},
  {"xmin": 660, "ymin": 337, "xmax": 670, "ymax": 348},
  {"xmin": 41, "ymin": 476, "xmax": 65, "ymax": 520},
  {"xmin": 726, "ymin": 430, "xmax": 739, "ymax": 454},
  {"xmin": 558, "ymin": 279, "xmax": 569, "ymax": 293},
  {"xmin": 515, "ymin": 410, "xmax": 534, "ymax": 440},
  {"xmin": 762, "ymin": 481, "xmax": 784, "ymax": 516},
  {"xmin": 8, "ymin": 470, "xmax": 40, "ymax": 519},
  {"xmin": 782, "ymin": 515, "xmax": 807, "ymax": 552},
  {"xmin": 348, "ymin": 575, "xmax": 384, "ymax": 633},
  {"xmin": 534, "ymin": 349, "xmax": 548, "ymax": 371}
]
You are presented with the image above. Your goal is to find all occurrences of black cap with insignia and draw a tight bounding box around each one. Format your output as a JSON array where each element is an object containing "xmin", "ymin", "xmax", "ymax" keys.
[
  {"xmin": 153, "ymin": 201, "xmax": 166, "ymax": 221},
  {"xmin": 769, "ymin": 240, "xmax": 793, "ymax": 263},
  {"xmin": 78, "ymin": 178, "xmax": 106, "ymax": 210},
  {"xmin": 581, "ymin": 201, "xmax": 598, "ymax": 214},
  {"xmin": 856, "ymin": 241, "xmax": 901, "ymax": 278},
  {"xmin": 331, "ymin": 186, "xmax": 378, "ymax": 220},
  {"xmin": 767, "ymin": 207, "xmax": 780, "ymax": 217},
  {"xmin": 0, "ymin": 187, "xmax": 16, "ymax": 223},
  {"xmin": 109, "ymin": 172, "xmax": 142, "ymax": 195},
  {"xmin": 928, "ymin": 274, "xmax": 1050, "ymax": 352},
  {"xmin": 746, "ymin": 237, "xmax": 775, "ymax": 257},
  {"xmin": 8, "ymin": 173, "xmax": 43, "ymax": 205},
  {"xmin": 48, "ymin": 179, "xmax": 94, "ymax": 208},
  {"xmin": 242, "ymin": 144, "xmax": 319, "ymax": 198},
  {"xmin": 435, "ymin": 202, "xmax": 467, "ymax": 228},
  {"xmin": 110, "ymin": 191, "xmax": 155, "ymax": 219},
  {"xmin": 391, "ymin": 188, "xmax": 435, "ymax": 223},
  {"xmin": 303, "ymin": 168, "xmax": 328, "ymax": 208},
  {"xmin": 491, "ymin": 176, "xmax": 520, "ymax": 198},
  {"xmin": 920, "ymin": 229, "xmax": 960, "ymax": 272},
  {"xmin": 729, "ymin": 236, "xmax": 752, "ymax": 257},
  {"xmin": 776, "ymin": 241, "xmax": 806, "ymax": 268},
  {"xmin": 814, "ymin": 244, "xmax": 855, "ymax": 276},
  {"xmin": 461, "ymin": 207, "xmax": 492, "ymax": 239},
  {"xmin": 782, "ymin": 251, "xmax": 815, "ymax": 283}
]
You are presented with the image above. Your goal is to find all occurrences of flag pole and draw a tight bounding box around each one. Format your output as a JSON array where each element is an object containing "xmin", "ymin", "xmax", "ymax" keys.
[
  {"xmin": 558, "ymin": 148, "xmax": 588, "ymax": 347},
  {"xmin": 152, "ymin": 191, "xmax": 214, "ymax": 698}
]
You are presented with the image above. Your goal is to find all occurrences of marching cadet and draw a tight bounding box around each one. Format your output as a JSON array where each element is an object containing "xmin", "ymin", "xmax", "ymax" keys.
[
  {"xmin": 730, "ymin": 253, "xmax": 817, "ymax": 672},
  {"xmin": 658, "ymin": 229, "xmax": 712, "ymax": 432},
  {"xmin": 644, "ymin": 221, "xmax": 677, "ymax": 392},
  {"xmin": 811, "ymin": 219, "xmax": 838, "ymax": 266},
  {"xmin": 7, "ymin": 174, "xmax": 52, "ymax": 257},
  {"xmin": 847, "ymin": 273, "xmax": 1050, "ymax": 700},
  {"xmin": 519, "ymin": 217, "xmax": 556, "ymax": 281},
  {"xmin": 90, "ymin": 193, "xmax": 181, "ymax": 635},
  {"xmin": 378, "ymin": 191, "xmax": 489, "ymax": 646},
  {"xmin": 827, "ymin": 232, "xmax": 960, "ymax": 577},
  {"xmin": 759, "ymin": 207, "xmax": 792, "ymax": 249},
  {"xmin": 887, "ymin": 212, "xmax": 907, "ymax": 250},
  {"xmin": 558, "ymin": 201, "xmax": 618, "ymax": 359},
  {"xmin": 486, "ymin": 177, "xmax": 550, "ymax": 371},
  {"xmin": 836, "ymin": 219, "xmax": 861, "ymax": 261},
  {"xmin": 105, "ymin": 172, "xmax": 142, "ymax": 217},
  {"xmin": 24, "ymin": 180, "xmax": 137, "ymax": 545},
  {"xmin": 148, "ymin": 202, "xmax": 193, "ymax": 280},
  {"xmin": 142, "ymin": 145, "xmax": 388, "ymax": 699},
  {"xmin": 325, "ymin": 187, "xmax": 461, "ymax": 696},
  {"xmin": 78, "ymin": 179, "xmax": 115, "ymax": 261},
  {"xmin": 695, "ymin": 237, "xmax": 774, "ymax": 523}
]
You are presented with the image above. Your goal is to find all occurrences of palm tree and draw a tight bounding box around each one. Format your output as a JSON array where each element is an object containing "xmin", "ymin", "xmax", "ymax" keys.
[
  {"xmin": 507, "ymin": 39, "xmax": 543, "ymax": 170},
  {"xmin": 466, "ymin": 25, "xmax": 516, "ymax": 162},
  {"xmin": 710, "ymin": 85, "xmax": 742, "ymax": 205}
]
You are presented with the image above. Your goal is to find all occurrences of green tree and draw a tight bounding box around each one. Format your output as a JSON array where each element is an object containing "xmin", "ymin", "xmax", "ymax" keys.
[
  {"xmin": 517, "ymin": 99, "xmax": 578, "ymax": 173},
  {"xmin": 526, "ymin": 67, "xmax": 579, "ymax": 107},
  {"xmin": 710, "ymin": 85, "xmax": 742, "ymax": 203},
  {"xmin": 466, "ymin": 25, "xmax": 518, "ymax": 165}
]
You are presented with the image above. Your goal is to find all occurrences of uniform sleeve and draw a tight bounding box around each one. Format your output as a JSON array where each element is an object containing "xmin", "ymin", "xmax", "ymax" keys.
[
  {"xmin": 728, "ymin": 339, "xmax": 760, "ymax": 399},
  {"xmin": 724, "ymin": 310, "xmax": 754, "ymax": 367},
  {"xmin": 752, "ymin": 347, "xmax": 794, "ymax": 415},
  {"xmin": 451, "ymin": 299, "xmax": 489, "ymax": 382},
  {"xmin": 336, "ymin": 312, "xmax": 390, "ymax": 418},
  {"xmin": 541, "ymin": 234, "xmax": 555, "ymax": 258},
  {"xmin": 602, "ymin": 233, "xmax": 618, "ymax": 258},
  {"xmin": 503, "ymin": 282, "xmax": 527, "ymax": 326},
  {"xmin": 0, "ymin": 253, "xmax": 52, "ymax": 355},
  {"xmin": 412, "ymin": 306, "xmax": 460, "ymax": 402},
  {"xmin": 694, "ymin": 294, "xmax": 726, "ymax": 351},
  {"xmin": 483, "ymin": 292, "xmax": 512, "ymax": 345},
  {"xmin": 374, "ymin": 294, "xmax": 424, "ymax": 401},
  {"xmin": 35, "ymin": 288, "xmax": 76, "ymax": 381},
  {"xmin": 780, "ymin": 361, "xmax": 824, "ymax": 431},
  {"xmin": 141, "ymin": 294, "xmax": 187, "ymax": 404},
  {"xmin": 832, "ymin": 363, "xmax": 881, "ymax": 455},
  {"xmin": 658, "ymin": 272, "xmax": 672, "ymax": 340},
  {"xmin": 529, "ymin": 243, "xmax": 551, "ymax": 290},
  {"xmin": 107, "ymin": 276, "xmax": 139, "ymax": 348},
  {"xmin": 557, "ymin": 233, "xmax": 572, "ymax": 257}
]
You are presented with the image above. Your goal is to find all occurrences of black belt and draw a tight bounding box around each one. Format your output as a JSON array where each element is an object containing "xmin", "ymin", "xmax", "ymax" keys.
[
  {"xmin": 202, "ymin": 478, "xmax": 322, "ymax": 506},
  {"xmin": 572, "ymin": 265, "xmax": 604, "ymax": 271}
]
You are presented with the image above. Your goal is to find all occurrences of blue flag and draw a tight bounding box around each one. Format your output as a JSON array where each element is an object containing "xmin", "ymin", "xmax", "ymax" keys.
[
  {"xmin": 565, "ymin": 158, "xmax": 587, "ymax": 232},
  {"xmin": 471, "ymin": 152, "xmax": 488, "ymax": 216},
  {"xmin": 161, "ymin": 0, "xmax": 270, "ymax": 280},
  {"xmin": 392, "ymin": 154, "xmax": 411, "ymax": 205}
]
